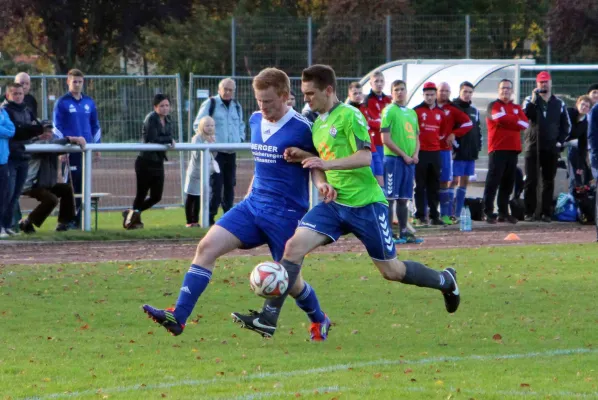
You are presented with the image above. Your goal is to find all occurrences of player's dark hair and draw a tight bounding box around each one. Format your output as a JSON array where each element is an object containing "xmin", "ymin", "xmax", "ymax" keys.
[
  {"xmin": 460, "ymin": 81, "xmax": 474, "ymax": 90},
  {"xmin": 499, "ymin": 79, "xmax": 513, "ymax": 87},
  {"xmin": 348, "ymin": 82, "xmax": 362, "ymax": 91},
  {"xmin": 587, "ymin": 83, "xmax": 598, "ymax": 94},
  {"xmin": 153, "ymin": 93, "xmax": 170, "ymax": 106},
  {"xmin": 6, "ymin": 82, "xmax": 23, "ymax": 91},
  {"xmin": 67, "ymin": 69, "xmax": 84, "ymax": 78},
  {"xmin": 391, "ymin": 80, "xmax": 406, "ymax": 89},
  {"xmin": 302, "ymin": 64, "xmax": 336, "ymax": 92}
]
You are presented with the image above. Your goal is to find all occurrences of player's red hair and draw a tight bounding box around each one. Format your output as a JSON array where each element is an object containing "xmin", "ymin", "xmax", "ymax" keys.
[{"xmin": 252, "ymin": 68, "xmax": 290, "ymax": 97}]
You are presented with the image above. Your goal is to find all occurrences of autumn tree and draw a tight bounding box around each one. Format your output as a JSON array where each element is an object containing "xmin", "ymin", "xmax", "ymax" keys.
[
  {"xmin": 1, "ymin": 0, "xmax": 193, "ymax": 73},
  {"xmin": 548, "ymin": 0, "xmax": 598, "ymax": 63}
]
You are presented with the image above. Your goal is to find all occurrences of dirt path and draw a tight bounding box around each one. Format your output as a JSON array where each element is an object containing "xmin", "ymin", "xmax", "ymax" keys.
[{"xmin": 1, "ymin": 224, "xmax": 595, "ymax": 265}]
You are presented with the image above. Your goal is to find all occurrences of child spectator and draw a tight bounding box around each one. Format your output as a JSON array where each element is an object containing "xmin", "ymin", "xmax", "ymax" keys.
[{"xmin": 184, "ymin": 116, "xmax": 219, "ymax": 227}]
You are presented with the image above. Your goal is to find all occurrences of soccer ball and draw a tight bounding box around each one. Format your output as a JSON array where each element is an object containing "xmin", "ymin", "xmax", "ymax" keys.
[{"xmin": 249, "ymin": 261, "xmax": 289, "ymax": 298}]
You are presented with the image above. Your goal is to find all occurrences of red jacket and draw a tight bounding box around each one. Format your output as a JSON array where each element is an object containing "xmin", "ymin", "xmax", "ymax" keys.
[
  {"xmin": 486, "ymin": 99, "xmax": 529, "ymax": 153},
  {"xmin": 414, "ymin": 102, "xmax": 445, "ymax": 152},
  {"xmin": 364, "ymin": 91, "xmax": 392, "ymax": 148},
  {"xmin": 438, "ymin": 102, "xmax": 473, "ymax": 151}
]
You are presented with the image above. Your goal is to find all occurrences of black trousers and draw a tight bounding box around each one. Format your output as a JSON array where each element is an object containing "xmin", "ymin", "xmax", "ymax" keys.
[
  {"xmin": 210, "ymin": 152, "xmax": 236, "ymax": 222},
  {"xmin": 185, "ymin": 194, "xmax": 200, "ymax": 224},
  {"xmin": 133, "ymin": 157, "xmax": 165, "ymax": 212},
  {"xmin": 414, "ymin": 150, "xmax": 440, "ymax": 220},
  {"xmin": 483, "ymin": 151, "xmax": 518, "ymax": 216},
  {"xmin": 24, "ymin": 183, "xmax": 75, "ymax": 227},
  {"xmin": 524, "ymin": 150, "xmax": 559, "ymax": 217}
]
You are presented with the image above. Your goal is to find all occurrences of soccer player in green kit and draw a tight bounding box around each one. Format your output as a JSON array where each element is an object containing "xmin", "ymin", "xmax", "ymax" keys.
[{"xmin": 233, "ymin": 65, "xmax": 461, "ymax": 339}]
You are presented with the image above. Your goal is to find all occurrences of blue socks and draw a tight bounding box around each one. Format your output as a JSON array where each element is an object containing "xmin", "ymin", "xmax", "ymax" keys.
[
  {"xmin": 295, "ymin": 282, "xmax": 326, "ymax": 323},
  {"xmin": 174, "ymin": 264, "xmax": 212, "ymax": 324},
  {"xmin": 455, "ymin": 186, "xmax": 467, "ymax": 217},
  {"xmin": 439, "ymin": 187, "xmax": 455, "ymax": 217}
]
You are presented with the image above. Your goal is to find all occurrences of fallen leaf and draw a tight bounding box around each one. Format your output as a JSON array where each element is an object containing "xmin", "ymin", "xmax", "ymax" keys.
[
  {"xmin": 351, "ymin": 330, "xmax": 359, "ymax": 335},
  {"xmin": 161, "ymin": 394, "xmax": 167, "ymax": 398},
  {"xmin": 80, "ymin": 324, "xmax": 89, "ymax": 330},
  {"xmin": 492, "ymin": 333, "xmax": 502, "ymax": 342},
  {"xmin": 435, "ymin": 380, "xmax": 444, "ymax": 385},
  {"xmin": 520, "ymin": 383, "xmax": 530, "ymax": 387},
  {"xmin": 374, "ymin": 372, "xmax": 382, "ymax": 378},
  {"xmin": 294, "ymin": 393, "xmax": 301, "ymax": 398},
  {"xmin": 404, "ymin": 368, "xmax": 413, "ymax": 374}
]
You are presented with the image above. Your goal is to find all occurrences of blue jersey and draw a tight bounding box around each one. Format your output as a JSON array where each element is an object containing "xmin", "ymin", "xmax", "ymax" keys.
[
  {"xmin": 248, "ymin": 108, "xmax": 316, "ymax": 213},
  {"xmin": 52, "ymin": 92, "xmax": 101, "ymax": 143}
]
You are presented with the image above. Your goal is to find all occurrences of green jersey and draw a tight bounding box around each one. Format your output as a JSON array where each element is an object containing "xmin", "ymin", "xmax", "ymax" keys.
[
  {"xmin": 312, "ymin": 103, "xmax": 387, "ymax": 207},
  {"xmin": 380, "ymin": 103, "xmax": 419, "ymax": 157}
]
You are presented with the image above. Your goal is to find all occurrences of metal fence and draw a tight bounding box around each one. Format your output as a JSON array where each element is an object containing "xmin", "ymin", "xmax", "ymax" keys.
[{"xmin": 227, "ymin": 14, "xmax": 550, "ymax": 77}]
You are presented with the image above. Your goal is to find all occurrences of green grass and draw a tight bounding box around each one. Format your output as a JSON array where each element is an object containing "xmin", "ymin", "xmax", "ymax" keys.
[
  {"xmin": 2, "ymin": 245, "xmax": 597, "ymax": 399},
  {"xmin": 5, "ymin": 208, "xmax": 209, "ymax": 241}
]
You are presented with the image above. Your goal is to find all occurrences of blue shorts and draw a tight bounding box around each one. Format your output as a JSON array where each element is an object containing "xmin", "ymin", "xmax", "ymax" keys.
[
  {"xmin": 384, "ymin": 156, "xmax": 414, "ymax": 200},
  {"xmin": 216, "ymin": 198, "xmax": 304, "ymax": 261},
  {"xmin": 453, "ymin": 160, "xmax": 475, "ymax": 177},
  {"xmin": 370, "ymin": 146, "xmax": 384, "ymax": 177},
  {"xmin": 298, "ymin": 201, "xmax": 397, "ymax": 261},
  {"xmin": 439, "ymin": 150, "xmax": 453, "ymax": 182}
]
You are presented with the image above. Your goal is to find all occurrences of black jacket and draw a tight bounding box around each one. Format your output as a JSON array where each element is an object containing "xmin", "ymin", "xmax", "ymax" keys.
[
  {"xmin": 138, "ymin": 111, "xmax": 174, "ymax": 163},
  {"xmin": 0, "ymin": 94, "xmax": 37, "ymax": 119},
  {"xmin": 523, "ymin": 94, "xmax": 570, "ymax": 155},
  {"xmin": 452, "ymin": 97, "xmax": 482, "ymax": 161},
  {"xmin": 566, "ymin": 107, "xmax": 588, "ymax": 165},
  {"xmin": 1, "ymin": 100, "xmax": 43, "ymax": 161},
  {"xmin": 30, "ymin": 138, "xmax": 70, "ymax": 189}
]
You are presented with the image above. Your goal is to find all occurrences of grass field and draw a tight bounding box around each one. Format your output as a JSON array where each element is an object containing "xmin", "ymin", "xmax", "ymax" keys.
[
  {"xmin": 5, "ymin": 208, "xmax": 209, "ymax": 241},
  {"xmin": 2, "ymin": 244, "xmax": 597, "ymax": 399}
]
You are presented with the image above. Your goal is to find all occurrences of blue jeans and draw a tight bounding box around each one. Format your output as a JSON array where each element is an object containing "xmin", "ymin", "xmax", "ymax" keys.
[
  {"xmin": 4, "ymin": 159, "xmax": 29, "ymax": 229},
  {"xmin": 0, "ymin": 163, "xmax": 10, "ymax": 229}
]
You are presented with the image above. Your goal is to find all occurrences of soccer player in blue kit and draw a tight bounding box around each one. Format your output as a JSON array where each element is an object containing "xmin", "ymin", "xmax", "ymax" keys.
[{"xmin": 143, "ymin": 68, "xmax": 335, "ymax": 340}]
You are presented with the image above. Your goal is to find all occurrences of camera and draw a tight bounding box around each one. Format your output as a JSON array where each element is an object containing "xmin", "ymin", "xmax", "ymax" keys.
[{"xmin": 534, "ymin": 89, "xmax": 548, "ymax": 94}]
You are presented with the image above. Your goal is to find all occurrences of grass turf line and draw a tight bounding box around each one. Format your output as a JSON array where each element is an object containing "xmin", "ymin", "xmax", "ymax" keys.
[{"xmin": 1, "ymin": 244, "xmax": 597, "ymax": 399}]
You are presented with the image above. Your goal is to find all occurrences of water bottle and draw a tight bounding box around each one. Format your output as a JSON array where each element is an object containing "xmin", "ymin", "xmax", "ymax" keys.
[
  {"xmin": 460, "ymin": 206, "xmax": 472, "ymax": 232},
  {"xmin": 465, "ymin": 206, "xmax": 472, "ymax": 232}
]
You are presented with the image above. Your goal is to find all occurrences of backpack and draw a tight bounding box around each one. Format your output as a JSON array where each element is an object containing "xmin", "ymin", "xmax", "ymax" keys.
[
  {"xmin": 208, "ymin": 97, "xmax": 241, "ymax": 118},
  {"xmin": 464, "ymin": 197, "xmax": 484, "ymax": 221},
  {"xmin": 509, "ymin": 198, "xmax": 526, "ymax": 221},
  {"xmin": 574, "ymin": 186, "xmax": 596, "ymax": 224},
  {"xmin": 553, "ymin": 193, "xmax": 577, "ymax": 222}
]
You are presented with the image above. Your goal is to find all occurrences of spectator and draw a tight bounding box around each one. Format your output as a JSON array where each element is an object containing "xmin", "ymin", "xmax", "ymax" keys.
[
  {"xmin": 192, "ymin": 78, "xmax": 245, "ymax": 226},
  {"xmin": 1, "ymin": 83, "xmax": 45, "ymax": 236},
  {"xmin": 565, "ymin": 95, "xmax": 592, "ymax": 194},
  {"xmin": 451, "ymin": 81, "xmax": 482, "ymax": 220},
  {"xmin": 587, "ymin": 83, "xmax": 598, "ymax": 105},
  {"xmin": 123, "ymin": 94, "xmax": 175, "ymax": 229},
  {"xmin": 0, "ymin": 72, "xmax": 38, "ymax": 118},
  {"xmin": 380, "ymin": 79, "xmax": 422, "ymax": 244},
  {"xmin": 287, "ymin": 90, "xmax": 297, "ymax": 110},
  {"xmin": 53, "ymin": 69, "xmax": 101, "ymax": 227},
  {"xmin": 436, "ymin": 82, "xmax": 473, "ymax": 224},
  {"xmin": 522, "ymin": 71, "xmax": 571, "ymax": 222},
  {"xmin": 587, "ymin": 95, "xmax": 598, "ymax": 241},
  {"xmin": 184, "ymin": 116, "xmax": 219, "ymax": 227},
  {"xmin": 301, "ymin": 102, "xmax": 319, "ymax": 123},
  {"xmin": 346, "ymin": 81, "xmax": 364, "ymax": 109},
  {"xmin": 484, "ymin": 79, "xmax": 529, "ymax": 224},
  {"xmin": 364, "ymin": 70, "xmax": 391, "ymax": 187},
  {"xmin": 19, "ymin": 134, "xmax": 86, "ymax": 233},
  {"xmin": 0, "ymin": 108, "xmax": 15, "ymax": 238},
  {"xmin": 413, "ymin": 82, "xmax": 445, "ymax": 226}
]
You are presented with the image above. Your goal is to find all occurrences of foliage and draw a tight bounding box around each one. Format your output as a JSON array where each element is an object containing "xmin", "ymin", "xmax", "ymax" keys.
[
  {"xmin": 1, "ymin": 0, "xmax": 193, "ymax": 73},
  {"xmin": 548, "ymin": 0, "xmax": 598, "ymax": 63}
]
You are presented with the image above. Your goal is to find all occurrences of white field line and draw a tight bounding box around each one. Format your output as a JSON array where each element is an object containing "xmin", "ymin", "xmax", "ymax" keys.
[
  {"xmin": 405, "ymin": 386, "xmax": 598, "ymax": 398},
  {"xmin": 24, "ymin": 347, "xmax": 597, "ymax": 400},
  {"xmin": 225, "ymin": 385, "xmax": 342, "ymax": 400}
]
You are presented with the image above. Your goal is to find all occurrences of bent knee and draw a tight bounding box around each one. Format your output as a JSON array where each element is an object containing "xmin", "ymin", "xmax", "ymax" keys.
[{"xmin": 282, "ymin": 235, "xmax": 306, "ymax": 263}]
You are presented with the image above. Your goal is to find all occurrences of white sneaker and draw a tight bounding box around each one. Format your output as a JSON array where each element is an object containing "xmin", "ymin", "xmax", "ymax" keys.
[
  {"xmin": 5, "ymin": 228, "xmax": 18, "ymax": 236},
  {"xmin": 0, "ymin": 228, "xmax": 9, "ymax": 239}
]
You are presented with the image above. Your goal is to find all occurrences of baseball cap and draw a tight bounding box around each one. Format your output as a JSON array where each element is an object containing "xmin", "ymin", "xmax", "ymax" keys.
[
  {"xmin": 587, "ymin": 83, "xmax": 598, "ymax": 94},
  {"xmin": 536, "ymin": 71, "xmax": 551, "ymax": 82},
  {"xmin": 423, "ymin": 82, "xmax": 437, "ymax": 91}
]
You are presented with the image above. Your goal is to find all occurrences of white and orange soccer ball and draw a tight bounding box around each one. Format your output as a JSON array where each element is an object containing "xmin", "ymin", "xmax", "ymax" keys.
[{"xmin": 249, "ymin": 261, "xmax": 289, "ymax": 298}]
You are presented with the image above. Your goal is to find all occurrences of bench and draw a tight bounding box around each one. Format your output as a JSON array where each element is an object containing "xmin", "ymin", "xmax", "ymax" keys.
[{"xmin": 74, "ymin": 193, "xmax": 111, "ymax": 231}]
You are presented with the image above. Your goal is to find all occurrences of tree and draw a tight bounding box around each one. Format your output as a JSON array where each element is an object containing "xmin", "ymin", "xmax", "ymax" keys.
[
  {"xmin": 314, "ymin": 0, "xmax": 413, "ymax": 76},
  {"xmin": 1, "ymin": 0, "xmax": 193, "ymax": 73},
  {"xmin": 549, "ymin": 0, "xmax": 598, "ymax": 62}
]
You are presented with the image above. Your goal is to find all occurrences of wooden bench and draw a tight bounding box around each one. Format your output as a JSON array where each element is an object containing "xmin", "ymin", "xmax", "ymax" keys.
[{"xmin": 74, "ymin": 193, "xmax": 111, "ymax": 231}]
